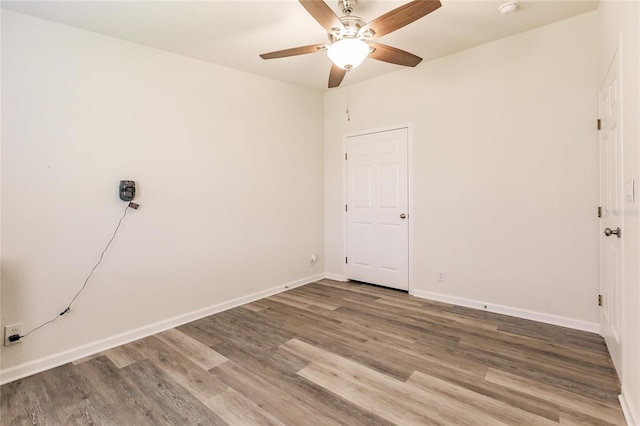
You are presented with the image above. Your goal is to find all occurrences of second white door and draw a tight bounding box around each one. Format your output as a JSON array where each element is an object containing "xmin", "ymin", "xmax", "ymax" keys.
[
  {"xmin": 346, "ymin": 128, "xmax": 409, "ymax": 291},
  {"xmin": 599, "ymin": 50, "xmax": 623, "ymax": 374}
]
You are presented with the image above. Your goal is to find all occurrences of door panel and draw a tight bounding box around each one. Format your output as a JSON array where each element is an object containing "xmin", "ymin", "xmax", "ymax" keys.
[
  {"xmin": 379, "ymin": 224, "xmax": 400, "ymax": 271},
  {"xmin": 599, "ymin": 50, "xmax": 623, "ymax": 373},
  {"xmin": 354, "ymin": 166, "xmax": 372, "ymax": 207},
  {"xmin": 380, "ymin": 164, "xmax": 400, "ymax": 208},
  {"xmin": 354, "ymin": 223, "xmax": 373, "ymax": 267},
  {"xmin": 346, "ymin": 128, "xmax": 409, "ymax": 290}
]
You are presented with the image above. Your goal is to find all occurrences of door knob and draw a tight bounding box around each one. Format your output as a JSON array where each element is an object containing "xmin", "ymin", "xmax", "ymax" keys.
[
  {"xmin": 604, "ymin": 227, "xmax": 621, "ymax": 238},
  {"xmin": 400, "ymin": 213, "xmax": 407, "ymax": 219}
]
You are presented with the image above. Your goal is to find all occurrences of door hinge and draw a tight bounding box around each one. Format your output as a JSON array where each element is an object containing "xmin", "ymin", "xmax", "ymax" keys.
[
  {"xmin": 345, "ymin": 204, "xmax": 348, "ymax": 212},
  {"xmin": 598, "ymin": 206, "xmax": 602, "ymax": 218},
  {"xmin": 345, "ymin": 153, "xmax": 348, "ymax": 160},
  {"xmin": 597, "ymin": 118, "xmax": 602, "ymax": 130},
  {"xmin": 598, "ymin": 294, "xmax": 602, "ymax": 306},
  {"xmin": 345, "ymin": 257, "xmax": 348, "ymax": 264}
]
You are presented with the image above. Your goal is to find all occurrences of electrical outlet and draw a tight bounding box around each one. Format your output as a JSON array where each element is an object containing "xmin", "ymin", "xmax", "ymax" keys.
[
  {"xmin": 310, "ymin": 254, "xmax": 318, "ymax": 264},
  {"xmin": 4, "ymin": 323, "xmax": 23, "ymax": 346},
  {"xmin": 437, "ymin": 270, "xmax": 446, "ymax": 282}
]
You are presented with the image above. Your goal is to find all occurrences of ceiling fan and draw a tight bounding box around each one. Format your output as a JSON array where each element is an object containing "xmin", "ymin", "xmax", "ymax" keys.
[{"xmin": 259, "ymin": 0, "xmax": 442, "ymax": 88}]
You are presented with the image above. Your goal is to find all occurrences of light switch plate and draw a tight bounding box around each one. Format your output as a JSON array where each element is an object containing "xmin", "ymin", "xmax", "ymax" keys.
[{"xmin": 625, "ymin": 178, "xmax": 635, "ymax": 202}]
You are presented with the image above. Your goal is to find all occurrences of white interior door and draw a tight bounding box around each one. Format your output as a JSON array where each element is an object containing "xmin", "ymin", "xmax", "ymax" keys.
[
  {"xmin": 599, "ymin": 50, "xmax": 623, "ymax": 374},
  {"xmin": 346, "ymin": 128, "xmax": 409, "ymax": 291}
]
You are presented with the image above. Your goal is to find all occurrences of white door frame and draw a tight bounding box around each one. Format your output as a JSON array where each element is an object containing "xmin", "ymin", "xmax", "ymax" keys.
[{"xmin": 342, "ymin": 123, "xmax": 414, "ymax": 294}]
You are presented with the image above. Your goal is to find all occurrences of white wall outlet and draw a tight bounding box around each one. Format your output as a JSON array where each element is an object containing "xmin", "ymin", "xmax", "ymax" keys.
[
  {"xmin": 310, "ymin": 254, "xmax": 318, "ymax": 264},
  {"xmin": 4, "ymin": 323, "xmax": 23, "ymax": 346},
  {"xmin": 437, "ymin": 270, "xmax": 446, "ymax": 282}
]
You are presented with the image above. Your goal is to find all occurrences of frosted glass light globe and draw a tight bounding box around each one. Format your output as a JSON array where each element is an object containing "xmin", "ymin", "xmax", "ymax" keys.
[{"xmin": 327, "ymin": 39, "xmax": 370, "ymax": 70}]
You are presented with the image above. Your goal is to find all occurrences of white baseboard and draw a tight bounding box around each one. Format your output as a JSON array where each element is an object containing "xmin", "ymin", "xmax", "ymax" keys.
[
  {"xmin": 620, "ymin": 386, "xmax": 639, "ymax": 426},
  {"xmin": 412, "ymin": 290, "xmax": 600, "ymax": 333},
  {"xmin": 0, "ymin": 273, "xmax": 324, "ymax": 385},
  {"xmin": 323, "ymin": 273, "xmax": 347, "ymax": 282}
]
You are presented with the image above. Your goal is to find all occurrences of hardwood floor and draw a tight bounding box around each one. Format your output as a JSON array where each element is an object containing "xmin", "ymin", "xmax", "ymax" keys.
[{"xmin": 1, "ymin": 279, "xmax": 626, "ymax": 425}]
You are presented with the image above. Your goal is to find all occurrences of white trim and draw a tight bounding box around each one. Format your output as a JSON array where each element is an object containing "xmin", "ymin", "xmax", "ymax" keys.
[
  {"xmin": 323, "ymin": 272, "xmax": 347, "ymax": 282},
  {"xmin": 413, "ymin": 290, "xmax": 600, "ymax": 333},
  {"xmin": 0, "ymin": 273, "xmax": 324, "ymax": 385},
  {"xmin": 342, "ymin": 123, "xmax": 413, "ymax": 292},
  {"xmin": 620, "ymin": 386, "xmax": 639, "ymax": 426},
  {"xmin": 407, "ymin": 124, "xmax": 414, "ymax": 295}
]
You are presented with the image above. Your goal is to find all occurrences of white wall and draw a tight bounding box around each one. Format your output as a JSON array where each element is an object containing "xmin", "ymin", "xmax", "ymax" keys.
[
  {"xmin": 325, "ymin": 12, "xmax": 600, "ymax": 328},
  {"xmin": 1, "ymin": 10, "xmax": 324, "ymax": 380},
  {"xmin": 599, "ymin": 1, "xmax": 640, "ymax": 424}
]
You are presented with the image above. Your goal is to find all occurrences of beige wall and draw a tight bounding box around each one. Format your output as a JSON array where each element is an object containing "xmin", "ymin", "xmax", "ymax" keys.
[
  {"xmin": 1, "ymin": 10, "xmax": 324, "ymax": 380},
  {"xmin": 599, "ymin": 1, "xmax": 640, "ymax": 423},
  {"xmin": 325, "ymin": 12, "xmax": 600, "ymax": 328}
]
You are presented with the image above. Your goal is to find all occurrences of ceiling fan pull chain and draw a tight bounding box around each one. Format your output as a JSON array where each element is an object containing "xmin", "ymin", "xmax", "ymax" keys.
[{"xmin": 346, "ymin": 87, "xmax": 351, "ymax": 122}]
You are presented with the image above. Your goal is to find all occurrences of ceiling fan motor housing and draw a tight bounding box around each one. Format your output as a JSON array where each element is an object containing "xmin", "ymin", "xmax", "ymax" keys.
[{"xmin": 329, "ymin": 15, "xmax": 367, "ymax": 42}]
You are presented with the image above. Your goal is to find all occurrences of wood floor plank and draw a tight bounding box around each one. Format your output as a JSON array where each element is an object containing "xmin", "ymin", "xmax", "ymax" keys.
[
  {"xmin": 426, "ymin": 316, "xmax": 616, "ymax": 370},
  {"xmin": 176, "ymin": 320, "xmax": 225, "ymax": 348},
  {"xmin": 497, "ymin": 320, "xmax": 609, "ymax": 355},
  {"xmin": 308, "ymin": 304, "xmax": 418, "ymax": 345},
  {"xmin": 403, "ymin": 357, "xmax": 562, "ymax": 421},
  {"xmin": 559, "ymin": 408, "xmax": 623, "ymax": 426},
  {"xmin": 272, "ymin": 290, "xmax": 342, "ymax": 311},
  {"xmin": 289, "ymin": 338, "xmax": 509, "ymax": 425},
  {"xmin": 267, "ymin": 292, "xmax": 315, "ymax": 310},
  {"xmin": 374, "ymin": 297, "xmax": 500, "ymax": 331},
  {"xmin": 405, "ymin": 370, "xmax": 559, "ymax": 425},
  {"xmin": 71, "ymin": 352, "xmax": 103, "ymax": 366},
  {"xmin": 458, "ymin": 335, "xmax": 618, "ymax": 379},
  {"xmin": 72, "ymin": 355, "xmax": 167, "ymax": 425},
  {"xmin": 155, "ymin": 328, "xmax": 228, "ymax": 370},
  {"xmin": 257, "ymin": 299, "xmax": 369, "ymax": 348},
  {"xmin": 207, "ymin": 388, "xmax": 286, "ymax": 426},
  {"xmin": 125, "ymin": 335, "xmax": 229, "ymax": 404},
  {"xmin": 101, "ymin": 344, "xmax": 142, "ymax": 368},
  {"xmin": 210, "ymin": 361, "xmax": 345, "ymax": 426},
  {"xmin": 120, "ymin": 359, "xmax": 227, "ymax": 425},
  {"xmin": 210, "ymin": 345, "xmax": 396, "ymax": 426},
  {"xmin": 258, "ymin": 305, "xmax": 418, "ymax": 381},
  {"xmin": 38, "ymin": 363, "xmax": 91, "ymax": 407},
  {"xmin": 307, "ymin": 280, "xmax": 383, "ymax": 303},
  {"xmin": 485, "ymin": 367, "xmax": 626, "ymax": 425},
  {"xmin": 199, "ymin": 305, "xmax": 296, "ymax": 350},
  {"xmin": 1, "ymin": 371, "xmax": 64, "ymax": 425},
  {"xmin": 240, "ymin": 301, "xmax": 268, "ymax": 312},
  {"xmin": 56, "ymin": 398, "xmax": 101, "ymax": 425},
  {"xmin": 454, "ymin": 344, "xmax": 620, "ymax": 402}
]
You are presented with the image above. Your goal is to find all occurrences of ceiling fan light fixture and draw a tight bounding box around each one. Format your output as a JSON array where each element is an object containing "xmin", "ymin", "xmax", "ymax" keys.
[{"xmin": 327, "ymin": 38, "xmax": 370, "ymax": 70}]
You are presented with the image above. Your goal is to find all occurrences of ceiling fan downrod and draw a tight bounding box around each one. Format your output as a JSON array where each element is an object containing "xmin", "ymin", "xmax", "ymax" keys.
[{"xmin": 339, "ymin": 0, "xmax": 357, "ymax": 15}]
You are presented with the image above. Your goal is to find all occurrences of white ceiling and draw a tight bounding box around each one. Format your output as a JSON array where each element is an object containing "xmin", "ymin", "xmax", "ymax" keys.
[{"xmin": 1, "ymin": 0, "xmax": 599, "ymax": 91}]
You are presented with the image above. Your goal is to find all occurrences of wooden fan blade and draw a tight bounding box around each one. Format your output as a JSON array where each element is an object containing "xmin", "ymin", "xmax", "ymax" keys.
[
  {"xmin": 260, "ymin": 44, "xmax": 327, "ymax": 60},
  {"xmin": 368, "ymin": 42, "xmax": 422, "ymax": 67},
  {"xmin": 328, "ymin": 64, "xmax": 347, "ymax": 88},
  {"xmin": 360, "ymin": 0, "xmax": 441, "ymax": 40},
  {"xmin": 299, "ymin": 0, "xmax": 345, "ymax": 33}
]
